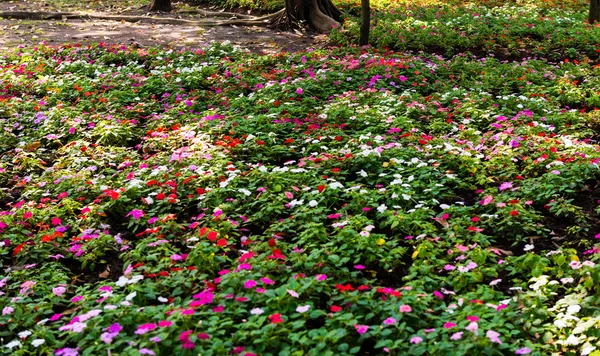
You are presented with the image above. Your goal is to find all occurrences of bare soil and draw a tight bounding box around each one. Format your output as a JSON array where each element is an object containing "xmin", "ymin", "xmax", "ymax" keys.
[{"xmin": 0, "ymin": 0, "xmax": 330, "ymax": 54}]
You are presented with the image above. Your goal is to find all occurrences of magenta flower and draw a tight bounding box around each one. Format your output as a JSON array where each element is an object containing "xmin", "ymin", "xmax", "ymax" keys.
[
  {"xmin": 443, "ymin": 322, "xmax": 456, "ymax": 329},
  {"xmin": 354, "ymin": 324, "xmax": 369, "ymax": 334},
  {"xmin": 383, "ymin": 317, "xmax": 397, "ymax": 325},
  {"xmin": 126, "ymin": 209, "xmax": 144, "ymax": 220},
  {"xmin": 354, "ymin": 264, "xmax": 365, "ymax": 270},
  {"xmin": 296, "ymin": 87, "xmax": 303, "ymax": 95},
  {"xmin": 135, "ymin": 323, "xmax": 157, "ymax": 335},
  {"xmin": 192, "ymin": 290, "xmax": 214, "ymax": 305},
  {"xmin": 158, "ymin": 320, "xmax": 172, "ymax": 328},
  {"xmin": 498, "ymin": 182, "xmax": 513, "ymax": 191},
  {"xmin": 244, "ymin": 280, "xmax": 257, "ymax": 289},
  {"xmin": 316, "ymin": 274, "xmax": 327, "ymax": 281},
  {"xmin": 260, "ymin": 277, "xmax": 275, "ymax": 285},
  {"xmin": 433, "ymin": 291, "xmax": 444, "ymax": 299}
]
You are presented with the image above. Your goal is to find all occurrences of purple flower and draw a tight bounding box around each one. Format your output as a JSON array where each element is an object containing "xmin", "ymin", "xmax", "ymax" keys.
[
  {"xmin": 515, "ymin": 347, "xmax": 532, "ymax": 354},
  {"xmin": 139, "ymin": 349, "xmax": 156, "ymax": 355},
  {"xmin": 410, "ymin": 336, "xmax": 423, "ymax": 344}
]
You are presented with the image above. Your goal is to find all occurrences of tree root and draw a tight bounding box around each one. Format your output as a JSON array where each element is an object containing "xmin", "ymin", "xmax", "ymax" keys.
[{"xmin": 0, "ymin": 9, "xmax": 286, "ymax": 27}]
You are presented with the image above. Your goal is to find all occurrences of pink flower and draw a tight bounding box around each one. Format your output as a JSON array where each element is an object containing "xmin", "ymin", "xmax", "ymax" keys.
[
  {"xmin": 287, "ymin": 289, "xmax": 299, "ymax": 298},
  {"xmin": 443, "ymin": 322, "xmax": 456, "ymax": 329},
  {"xmin": 2, "ymin": 306, "xmax": 14, "ymax": 315},
  {"xmin": 296, "ymin": 305, "xmax": 310, "ymax": 313},
  {"xmin": 316, "ymin": 274, "xmax": 327, "ymax": 281},
  {"xmin": 465, "ymin": 322, "xmax": 479, "ymax": 334},
  {"xmin": 192, "ymin": 290, "xmax": 214, "ymax": 305},
  {"xmin": 383, "ymin": 317, "xmax": 397, "ymax": 325},
  {"xmin": 135, "ymin": 323, "xmax": 157, "ymax": 335},
  {"xmin": 285, "ymin": 191, "xmax": 294, "ymax": 199},
  {"xmin": 260, "ymin": 277, "xmax": 275, "ymax": 285},
  {"xmin": 158, "ymin": 320, "xmax": 172, "ymax": 328},
  {"xmin": 516, "ymin": 347, "xmax": 532, "ymax": 354},
  {"xmin": 354, "ymin": 324, "xmax": 369, "ymax": 334},
  {"xmin": 450, "ymin": 332, "xmax": 463, "ymax": 340},
  {"xmin": 498, "ymin": 182, "xmax": 513, "ymax": 191},
  {"xmin": 433, "ymin": 291, "xmax": 444, "ymax": 299},
  {"xmin": 399, "ymin": 305, "xmax": 412, "ymax": 313},
  {"xmin": 410, "ymin": 336, "xmax": 423, "ymax": 344},
  {"xmin": 52, "ymin": 286, "xmax": 66, "ymax": 296},
  {"xmin": 23, "ymin": 211, "xmax": 33, "ymax": 219},
  {"xmin": 139, "ymin": 349, "xmax": 155, "ymax": 356},
  {"xmin": 244, "ymin": 280, "xmax": 257, "ymax": 289},
  {"xmin": 479, "ymin": 195, "xmax": 494, "ymax": 205},
  {"xmin": 486, "ymin": 330, "xmax": 502, "ymax": 344},
  {"xmin": 354, "ymin": 265, "xmax": 365, "ymax": 270},
  {"xmin": 296, "ymin": 88, "xmax": 303, "ymax": 95},
  {"xmin": 126, "ymin": 209, "xmax": 144, "ymax": 220},
  {"xmin": 466, "ymin": 316, "xmax": 479, "ymax": 322}
]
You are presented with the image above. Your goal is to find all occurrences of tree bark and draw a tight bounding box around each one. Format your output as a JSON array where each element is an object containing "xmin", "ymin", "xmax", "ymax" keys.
[
  {"xmin": 359, "ymin": 0, "xmax": 369, "ymax": 45},
  {"xmin": 149, "ymin": 0, "xmax": 172, "ymax": 12},
  {"xmin": 591, "ymin": 0, "xmax": 600, "ymax": 24},
  {"xmin": 278, "ymin": 0, "xmax": 341, "ymax": 32}
]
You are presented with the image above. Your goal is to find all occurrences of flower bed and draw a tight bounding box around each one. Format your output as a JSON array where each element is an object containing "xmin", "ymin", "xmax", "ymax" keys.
[{"xmin": 1, "ymin": 42, "xmax": 600, "ymax": 355}]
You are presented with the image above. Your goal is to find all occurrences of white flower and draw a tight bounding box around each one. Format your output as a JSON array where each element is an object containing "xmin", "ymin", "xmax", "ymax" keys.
[
  {"xmin": 489, "ymin": 279, "xmax": 502, "ymax": 286},
  {"xmin": 5, "ymin": 340, "xmax": 21, "ymax": 349},
  {"xmin": 18, "ymin": 330, "xmax": 32, "ymax": 339},
  {"xmin": 125, "ymin": 292, "xmax": 137, "ymax": 301},
  {"xmin": 31, "ymin": 339, "xmax": 45, "ymax": 348},
  {"xmin": 239, "ymin": 189, "xmax": 252, "ymax": 196},
  {"xmin": 570, "ymin": 261, "xmax": 581, "ymax": 270},
  {"xmin": 523, "ymin": 244, "xmax": 534, "ymax": 251},
  {"xmin": 554, "ymin": 319, "xmax": 567, "ymax": 328},
  {"xmin": 359, "ymin": 231, "xmax": 370, "ymax": 237},
  {"xmin": 308, "ymin": 200, "xmax": 318, "ymax": 207},
  {"xmin": 582, "ymin": 261, "xmax": 596, "ymax": 267},
  {"xmin": 377, "ymin": 204, "xmax": 388, "ymax": 213},
  {"xmin": 582, "ymin": 345, "xmax": 596, "ymax": 356},
  {"xmin": 439, "ymin": 204, "xmax": 450, "ymax": 210},
  {"xmin": 566, "ymin": 305, "xmax": 581, "ymax": 315},
  {"xmin": 329, "ymin": 182, "xmax": 344, "ymax": 190},
  {"xmin": 560, "ymin": 277, "xmax": 574, "ymax": 284},
  {"xmin": 402, "ymin": 194, "xmax": 411, "ymax": 200},
  {"xmin": 250, "ymin": 308, "xmax": 264, "ymax": 315},
  {"xmin": 358, "ymin": 170, "xmax": 368, "ymax": 177},
  {"xmin": 158, "ymin": 297, "xmax": 168, "ymax": 303},
  {"xmin": 565, "ymin": 334, "xmax": 580, "ymax": 346}
]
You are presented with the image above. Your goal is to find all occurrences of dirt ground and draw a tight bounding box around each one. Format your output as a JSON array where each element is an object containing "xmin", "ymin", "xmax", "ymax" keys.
[{"xmin": 0, "ymin": 0, "xmax": 329, "ymax": 54}]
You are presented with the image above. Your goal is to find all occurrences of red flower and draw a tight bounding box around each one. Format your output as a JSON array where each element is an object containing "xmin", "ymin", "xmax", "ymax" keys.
[
  {"xmin": 268, "ymin": 313, "xmax": 284, "ymax": 324},
  {"xmin": 509, "ymin": 210, "xmax": 519, "ymax": 216},
  {"xmin": 330, "ymin": 305, "xmax": 342, "ymax": 312},
  {"xmin": 335, "ymin": 284, "xmax": 354, "ymax": 292},
  {"xmin": 207, "ymin": 231, "xmax": 217, "ymax": 241},
  {"xmin": 317, "ymin": 185, "xmax": 326, "ymax": 193},
  {"xmin": 217, "ymin": 239, "xmax": 228, "ymax": 247}
]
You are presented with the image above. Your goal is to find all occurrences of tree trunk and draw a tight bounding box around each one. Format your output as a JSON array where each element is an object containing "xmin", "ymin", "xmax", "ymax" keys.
[
  {"xmin": 281, "ymin": 0, "xmax": 341, "ymax": 32},
  {"xmin": 149, "ymin": 0, "xmax": 172, "ymax": 12},
  {"xmin": 359, "ymin": 0, "xmax": 369, "ymax": 45},
  {"xmin": 591, "ymin": 0, "xmax": 600, "ymax": 24}
]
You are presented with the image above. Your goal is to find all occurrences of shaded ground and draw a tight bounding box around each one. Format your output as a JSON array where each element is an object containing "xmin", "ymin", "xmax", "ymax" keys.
[{"xmin": 0, "ymin": 0, "xmax": 328, "ymax": 53}]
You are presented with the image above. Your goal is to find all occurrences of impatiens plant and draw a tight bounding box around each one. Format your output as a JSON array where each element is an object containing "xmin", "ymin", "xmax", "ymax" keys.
[{"xmin": 1, "ymin": 2, "xmax": 600, "ymax": 352}]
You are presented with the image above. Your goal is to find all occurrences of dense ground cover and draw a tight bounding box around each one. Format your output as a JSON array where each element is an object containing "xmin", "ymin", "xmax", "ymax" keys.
[
  {"xmin": 1, "ymin": 0, "xmax": 600, "ymax": 354},
  {"xmin": 1, "ymin": 40, "xmax": 600, "ymax": 355}
]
